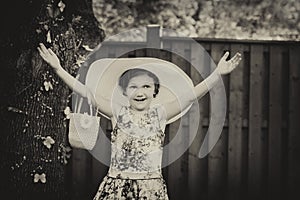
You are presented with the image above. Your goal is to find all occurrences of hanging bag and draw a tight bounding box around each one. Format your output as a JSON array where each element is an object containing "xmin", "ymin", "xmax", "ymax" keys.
[{"xmin": 68, "ymin": 95, "xmax": 100, "ymax": 150}]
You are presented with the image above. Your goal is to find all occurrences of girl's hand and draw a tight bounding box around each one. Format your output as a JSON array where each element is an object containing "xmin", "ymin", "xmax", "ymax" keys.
[
  {"xmin": 217, "ymin": 52, "xmax": 242, "ymax": 75},
  {"xmin": 37, "ymin": 43, "xmax": 61, "ymax": 71}
]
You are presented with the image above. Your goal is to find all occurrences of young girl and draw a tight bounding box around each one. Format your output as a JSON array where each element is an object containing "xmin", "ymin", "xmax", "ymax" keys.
[{"xmin": 38, "ymin": 43, "xmax": 241, "ymax": 199}]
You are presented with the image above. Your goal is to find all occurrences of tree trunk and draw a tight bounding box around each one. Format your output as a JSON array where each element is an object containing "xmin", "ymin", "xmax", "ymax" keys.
[{"xmin": 0, "ymin": 0, "xmax": 104, "ymax": 199}]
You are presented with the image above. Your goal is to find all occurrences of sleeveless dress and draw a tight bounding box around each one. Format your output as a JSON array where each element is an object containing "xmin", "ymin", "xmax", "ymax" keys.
[{"xmin": 93, "ymin": 105, "xmax": 169, "ymax": 200}]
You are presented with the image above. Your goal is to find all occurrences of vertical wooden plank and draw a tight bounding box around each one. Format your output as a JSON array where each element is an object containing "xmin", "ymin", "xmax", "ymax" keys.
[
  {"xmin": 201, "ymin": 45, "xmax": 211, "ymax": 130},
  {"xmin": 248, "ymin": 45, "xmax": 264, "ymax": 200},
  {"xmin": 146, "ymin": 25, "xmax": 161, "ymax": 58},
  {"xmin": 241, "ymin": 47, "xmax": 250, "ymax": 197},
  {"xmin": 91, "ymin": 157, "xmax": 103, "ymax": 198},
  {"xmin": 268, "ymin": 45, "xmax": 283, "ymax": 199},
  {"xmin": 262, "ymin": 48, "xmax": 269, "ymax": 200},
  {"xmin": 70, "ymin": 62, "xmax": 95, "ymax": 199},
  {"xmin": 199, "ymin": 42, "xmax": 211, "ymax": 200},
  {"xmin": 147, "ymin": 33, "xmax": 175, "ymax": 193},
  {"xmin": 242, "ymin": 48, "xmax": 250, "ymax": 128},
  {"xmin": 167, "ymin": 40, "xmax": 190, "ymax": 200},
  {"xmin": 71, "ymin": 148, "xmax": 89, "ymax": 200},
  {"xmin": 227, "ymin": 44, "xmax": 245, "ymax": 200},
  {"xmin": 207, "ymin": 43, "xmax": 228, "ymax": 200},
  {"xmin": 280, "ymin": 48, "xmax": 289, "ymax": 197},
  {"xmin": 160, "ymin": 41, "xmax": 172, "ymax": 182},
  {"xmin": 288, "ymin": 45, "xmax": 300, "ymax": 199},
  {"xmin": 91, "ymin": 117, "xmax": 111, "ymax": 198},
  {"xmin": 147, "ymin": 24, "xmax": 161, "ymax": 49},
  {"xmin": 162, "ymin": 40, "xmax": 172, "ymax": 52},
  {"xmin": 87, "ymin": 43, "xmax": 111, "ymax": 198},
  {"xmin": 188, "ymin": 43, "xmax": 208, "ymax": 200}
]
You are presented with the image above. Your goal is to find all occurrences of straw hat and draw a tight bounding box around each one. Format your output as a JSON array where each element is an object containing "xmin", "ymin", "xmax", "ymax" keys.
[{"xmin": 85, "ymin": 57, "xmax": 195, "ymax": 124}]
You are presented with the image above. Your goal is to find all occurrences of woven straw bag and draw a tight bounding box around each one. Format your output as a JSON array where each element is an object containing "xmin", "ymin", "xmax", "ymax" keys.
[{"xmin": 68, "ymin": 96, "xmax": 100, "ymax": 150}]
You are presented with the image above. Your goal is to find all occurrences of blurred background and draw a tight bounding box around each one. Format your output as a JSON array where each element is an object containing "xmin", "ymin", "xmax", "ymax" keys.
[
  {"xmin": 93, "ymin": 0, "xmax": 300, "ymax": 40},
  {"xmin": 0, "ymin": 0, "xmax": 299, "ymax": 200}
]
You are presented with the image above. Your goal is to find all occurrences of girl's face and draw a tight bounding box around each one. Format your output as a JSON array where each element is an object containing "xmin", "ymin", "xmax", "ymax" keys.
[{"xmin": 125, "ymin": 74, "xmax": 155, "ymax": 111}]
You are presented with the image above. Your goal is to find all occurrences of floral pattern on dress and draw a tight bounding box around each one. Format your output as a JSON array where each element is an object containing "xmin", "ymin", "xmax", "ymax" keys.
[
  {"xmin": 116, "ymin": 106, "xmax": 163, "ymax": 138},
  {"xmin": 110, "ymin": 106, "xmax": 165, "ymax": 175},
  {"xmin": 93, "ymin": 106, "xmax": 169, "ymax": 200},
  {"xmin": 93, "ymin": 176, "xmax": 169, "ymax": 200}
]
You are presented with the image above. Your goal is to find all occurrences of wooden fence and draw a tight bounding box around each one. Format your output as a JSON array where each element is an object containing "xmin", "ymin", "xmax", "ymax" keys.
[{"xmin": 66, "ymin": 25, "xmax": 300, "ymax": 200}]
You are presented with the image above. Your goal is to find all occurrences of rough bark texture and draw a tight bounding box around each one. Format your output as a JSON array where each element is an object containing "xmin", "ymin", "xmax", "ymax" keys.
[{"xmin": 0, "ymin": 0, "xmax": 105, "ymax": 199}]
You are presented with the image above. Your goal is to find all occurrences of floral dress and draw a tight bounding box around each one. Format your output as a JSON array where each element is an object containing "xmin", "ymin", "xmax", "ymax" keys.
[{"xmin": 93, "ymin": 105, "xmax": 169, "ymax": 200}]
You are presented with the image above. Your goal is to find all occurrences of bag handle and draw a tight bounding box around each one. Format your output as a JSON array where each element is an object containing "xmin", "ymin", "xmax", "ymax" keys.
[
  {"xmin": 75, "ymin": 96, "xmax": 97, "ymax": 116},
  {"xmin": 76, "ymin": 97, "xmax": 83, "ymax": 113},
  {"xmin": 73, "ymin": 74, "xmax": 98, "ymax": 116},
  {"xmin": 74, "ymin": 74, "xmax": 81, "ymax": 113}
]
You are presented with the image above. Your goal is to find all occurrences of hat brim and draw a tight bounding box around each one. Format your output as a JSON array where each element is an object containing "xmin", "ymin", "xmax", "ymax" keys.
[{"xmin": 86, "ymin": 57, "xmax": 195, "ymax": 124}]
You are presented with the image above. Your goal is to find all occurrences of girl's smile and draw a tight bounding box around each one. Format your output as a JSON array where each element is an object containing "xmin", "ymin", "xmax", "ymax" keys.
[{"xmin": 125, "ymin": 75, "xmax": 155, "ymax": 111}]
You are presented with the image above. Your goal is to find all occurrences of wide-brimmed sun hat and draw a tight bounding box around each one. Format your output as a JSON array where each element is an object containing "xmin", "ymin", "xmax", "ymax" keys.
[{"xmin": 85, "ymin": 57, "xmax": 196, "ymax": 124}]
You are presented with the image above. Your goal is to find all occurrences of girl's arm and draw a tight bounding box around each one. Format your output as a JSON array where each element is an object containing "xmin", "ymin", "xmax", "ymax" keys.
[
  {"xmin": 163, "ymin": 52, "xmax": 242, "ymax": 121},
  {"xmin": 193, "ymin": 52, "xmax": 241, "ymax": 98},
  {"xmin": 37, "ymin": 43, "xmax": 114, "ymax": 117}
]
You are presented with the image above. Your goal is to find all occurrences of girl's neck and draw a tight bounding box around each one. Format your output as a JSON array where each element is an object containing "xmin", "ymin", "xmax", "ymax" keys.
[
  {"xmin": 128, "ymin": 106, "xmax": 150, "ymax": 127},
  {"xmin": 128, "ymin": 106, "xmax": 149, "ymax": 115}
]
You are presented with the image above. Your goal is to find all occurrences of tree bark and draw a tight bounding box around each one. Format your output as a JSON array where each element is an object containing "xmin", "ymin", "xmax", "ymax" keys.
[{"xmin": 0, "ymin": 0, "xmax": 104, "ymax": 199}]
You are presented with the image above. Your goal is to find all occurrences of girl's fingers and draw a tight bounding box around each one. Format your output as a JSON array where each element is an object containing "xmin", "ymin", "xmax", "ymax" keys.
[
  {"xmin": 222, "ymin": 51, "xmax": 230, "ymax": 61},
  {"xmin": 48, "ymin": 48, "xmax": 55, "ymax": 56},
  {"xmin": 37, "ymin": 47, "xmax": 42, "ymax": 54},
  {"xmin": 235, "ymin": 55, "xmax": 242, "ymax": 65},
  {"xmin": 230, "ymin": 53, "xmax": 242, "ymax": 65},
  {"xmin": 39, "ymin": 43, "xmax": 48, "ymax": 53},
  {"xmin": 37, "ymin": 47, "xmax": 47, "ymax": 59},
  {"xmin": 226, "ymin": 53, "xmax": 241, "ymax": 72},
  {"xmin": 231, "ymin": 53, "xmax": 240, "ymax": 61},
  {"xmin": 39, "ymin": 53, "xmax": 47, "ymax": 61},
  {"xmin": 39, "ymin": 43, "xmax": 56, "ymax": 58},
  {"xmin": 231, "ymin": 57, "xmax": 239, "ymax": 65}
]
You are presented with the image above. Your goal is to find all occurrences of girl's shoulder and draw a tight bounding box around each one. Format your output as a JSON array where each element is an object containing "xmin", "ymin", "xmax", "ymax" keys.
[{"xmin": 150, "ymin": 104, "xmax": 167, "ymax": 130}]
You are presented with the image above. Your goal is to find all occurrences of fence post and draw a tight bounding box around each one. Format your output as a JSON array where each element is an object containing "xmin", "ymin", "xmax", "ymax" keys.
[
  {"xmin": 268, "ymin": 45, "xmax": 283, "ymax": 200},
  {"xmin": 146, "ymin": 24, "xmax": 161, "ymax": 49},
  {"xmin": 288, "ymin": 45, "xmax": 300, "ymax": 199},
  {"xmin": 248, "ymin": 44, "xmax": 265, "ymax": 200},
  {"xmin": 228, "ymin": 44, "xmax": 245, "ymax": 200}
]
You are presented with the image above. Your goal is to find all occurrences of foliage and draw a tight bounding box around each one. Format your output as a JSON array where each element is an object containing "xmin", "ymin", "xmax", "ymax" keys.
[{"xmin": 93, "ymin": 0, "xmax": 300, "ymax": 40}]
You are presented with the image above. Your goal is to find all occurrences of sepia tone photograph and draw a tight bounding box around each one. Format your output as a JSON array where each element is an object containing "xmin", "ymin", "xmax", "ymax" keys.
[{"xmin": 1, "ymin": 0, "xmax": 299, "ymax": 199}]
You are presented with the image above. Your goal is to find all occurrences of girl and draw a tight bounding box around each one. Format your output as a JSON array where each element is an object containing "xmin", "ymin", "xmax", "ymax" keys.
[{"xmin": 38, "ymin": 43, "xmax": 241, "ymax": 199}]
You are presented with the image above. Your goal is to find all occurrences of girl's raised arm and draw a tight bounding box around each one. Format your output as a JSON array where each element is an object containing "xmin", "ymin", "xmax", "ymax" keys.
[
  {"xmin": 37, "ymin": 43, "xmax": 113, "ymax": 117},
  {"xmin": 163, "ymin": 52, "xmax": 242, "ymax": 121},
  {"xmin": 193, "ymin": 52, "xmax": 241, "ymax": 99}
]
